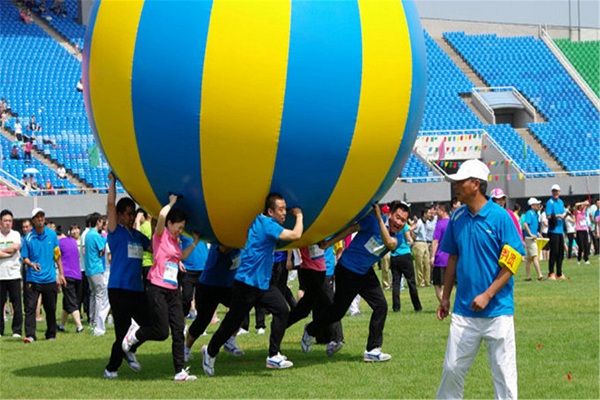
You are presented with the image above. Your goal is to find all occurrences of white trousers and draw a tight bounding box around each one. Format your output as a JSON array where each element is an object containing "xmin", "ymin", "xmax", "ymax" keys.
[
  {"xmin": 437, "ymin": 314, "xmax": 517, "ymax": 400},
  {"xmin": 87, "ymin": 273, "xmax": 110, "ymax": 334}
]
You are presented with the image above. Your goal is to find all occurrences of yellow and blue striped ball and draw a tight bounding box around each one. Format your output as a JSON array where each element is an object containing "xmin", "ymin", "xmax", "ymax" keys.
[{"xmin": 83, "ymin": 0, "xmax": 427, "ymax": 249}]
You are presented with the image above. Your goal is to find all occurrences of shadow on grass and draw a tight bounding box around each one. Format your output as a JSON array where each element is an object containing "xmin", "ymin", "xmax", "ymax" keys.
[{"xmin": 12, "ymin": 348, "xmax": 360, "ymax": 380}]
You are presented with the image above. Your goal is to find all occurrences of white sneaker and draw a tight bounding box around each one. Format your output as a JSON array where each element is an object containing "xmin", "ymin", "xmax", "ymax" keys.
[
  {"xmin": 326, "ymin": 340, "xmax": 344, "ymax": 357},
  {"xmin": 184, "ymin": 345, "xmax": 193, "ymax": 363},
  {"xmin": 93, "ymin": 328, "xmax": 105, "ymax": 337},
  {"xmin": 585, "ymin": 261, "xmax": 590, "ymax": 265},
  {"xmin": 237, "ymin": 328, "xmax": 249, "ymax": 335},
  {"xmin": 174, "ymin": 367, "xmax": 197, "ymax": 381},
  {"xmin": 12, "ymin": 333, "xmax": 22, "ymax": 338},
  {"xmin": 257, "ymin": 328, "xmax": 265, "ymax": 335},
  {"xmin": 364, "ymin": 348, "xmax": 392, "ymax": 362},
  {"xmin": 104, "ymin": 369, "xmax": 118, "ymax": 379},
  {"xmin": 301, "ymin": 325, "xmax": 313, "ymax": 353},
  {"xmin": 266, "ymin": 353, "xmax": 293, "ymax": 369},
  {"xmin": 224, "ymin": 336, "xmax": 245, "ymax": 356},
  {"xmin": 201, "ymin": 345, "xmax": 215, "ymax": 377},
  {"xmin": 122, "ymin": 323, "xmax": 140, "ymax": 352},
  {"xmin": 124, "ymin": 351, "xmax": 142, "ymax": 372}
]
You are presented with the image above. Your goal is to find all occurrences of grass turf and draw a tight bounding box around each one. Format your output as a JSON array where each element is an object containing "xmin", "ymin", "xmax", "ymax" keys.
[{"xmin": 0, "ymin": 256, "xmax": 598, "ymax": 398}]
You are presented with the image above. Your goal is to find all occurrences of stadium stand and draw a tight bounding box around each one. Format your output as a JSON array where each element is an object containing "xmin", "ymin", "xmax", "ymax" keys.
[
  {"xmin": 0, "ymin": 0, "xmax": 115, "ymax": 194},
  {"xmin": 554, "ymin": 39, "xmax": 600, "ymax": 97},
  {"xmin": 444, "ymin": 32, "xmax": 600, "ymax": 175}
]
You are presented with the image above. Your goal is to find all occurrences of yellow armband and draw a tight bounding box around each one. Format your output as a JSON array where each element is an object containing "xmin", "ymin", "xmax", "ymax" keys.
[
  {"xmin": 54, "ymin": 247, "xmax": 61, "ymax": 260},
  {"xmin": 498, "ymin": 244, "xmax": 522, "ymax": 275}
]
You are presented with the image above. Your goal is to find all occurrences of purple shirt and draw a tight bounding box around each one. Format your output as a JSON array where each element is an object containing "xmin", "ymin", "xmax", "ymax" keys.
[
  {"xmin": 433, "ymin": 217, "xmax": 450, "ymax": 268},
  {"xmin": 60, "ymin": 237, "xmax": 81, "ymax": 280}
]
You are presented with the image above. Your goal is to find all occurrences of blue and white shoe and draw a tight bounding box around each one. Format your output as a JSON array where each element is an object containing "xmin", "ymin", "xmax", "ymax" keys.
[
  {"xmin": 224, "ymin": 336, "xmax": 245, "ymax": 357},
  {"xmin": 201, "ymin": 345, "xmax": 215, "ymax": 377},
  {"xmin": 104, "ymin": 369, "xmax": 118, "ymax": 379},
  {"xmin": 326, "ymin": 340, "xmax": 344, "ymax": 357},
  {"xmin": 266, "ymin": 353, "xmax": 293, "ymax": 369},
  {"xmin": 124, "ymin": 351, "xmax": 142, "ymax": 372},
  {"xmin": 363, "ymin": 348, "xmax": 392, "ymax": 362},
  {"xmin": 301, "ymin": 325, "xmax": 313, "ymax": 353}
]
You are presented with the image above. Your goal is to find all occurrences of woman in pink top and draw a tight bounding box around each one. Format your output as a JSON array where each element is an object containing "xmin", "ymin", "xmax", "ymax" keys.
[
  {"xmin": 490, "ymin": 188, "xmax": 524, "ymax": 241},
  {"xmin": 122, "ymin": 194, "xmax": 200, "ymax": 381},
  {"xmin": 574, "ymin": 200, "xmax": 590, "ymax": 264}
]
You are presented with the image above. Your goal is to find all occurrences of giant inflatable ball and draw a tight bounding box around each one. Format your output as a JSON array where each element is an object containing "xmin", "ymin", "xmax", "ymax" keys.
[{"xmin": 83, "ymin": 0, "xmax": 427, "ymax": 249}]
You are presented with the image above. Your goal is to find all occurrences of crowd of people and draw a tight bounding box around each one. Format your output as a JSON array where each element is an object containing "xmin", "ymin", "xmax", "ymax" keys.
[{"xmin": 0, "ymin": 161, "xmax": 598, "ymax": 395}]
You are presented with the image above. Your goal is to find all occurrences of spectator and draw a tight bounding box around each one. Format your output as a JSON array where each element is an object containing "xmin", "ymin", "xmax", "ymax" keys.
[
  {"xmin": 431, "ymin": 202, "xmax": 451, "ymax": 303},
  {"xmin": 490, "ymin": 188, "xmax": 523, "ymax": 240},
  {"xmin": 14, "ymin": 119, "xmax": 23, "ymax": 141},
  {"xmin": 57, "ymin": 165, "xmax": 66, "ymax": 179},
  {"xmin": 76, "ymin": 79, "xmax": 83, "ymax": 92},
  {"xmin": 24, "ymin": 115, "xmax": 41, "ymax": 143},
  {"xmin": 84, "ymin": 212, "xmax": 109, "ymax": 336},
  {"xmin": 19, "ymin": 8, "xmax": 32, "ymax": 24},
  {"xmin": 564, "ymin": 205, "xmax": 577, "ymax": 259},
  {"xmin": 574, "ymin": 200, "xmax": 591, "ymax": 265},
  {"xmin": 9, "ymin": 145, "xmax": 19, "ymax": 160},
  {"xmin": 23, "ymin": 141, "xmax": 33, "ymax": 162},
  {"xmin": 522, "ymin": 198, "xmax": 546, "ymax": 281},
  {"xmin": 589, "ymin": 199, "xmax": 600, "ymax": 255},
  {"xmin": 57, "ymin": 225, "xmax": 84, "ymax": 333},
  {"xmin": 0, "ymin": 209, "xmax": 23, "ymax": 338}
]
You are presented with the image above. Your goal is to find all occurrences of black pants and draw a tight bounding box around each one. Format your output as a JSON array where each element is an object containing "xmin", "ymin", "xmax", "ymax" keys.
[
  {"xmin": 79, "ymin": 271, "xmax": 90, "ymax": 322},
  {"xmin": 24, "ymin": 281, "xmax": 58, "ymax": 340},
  {"xmin": 390, "ymin": 254, "xmax": 422, "ymax": 312},
  {"xmin": 106, "ymin": 289, "xmax": 149, "ymax": 372},
  {"xmin": 306, "ymin": 264, "xmax": 387, "ymax": 351},
  {"xmin": 136, "ymin": 284, "xmax": 185, "ymax": 373},
  {"xmin": 548, "ymin": 233, "xmax": 565, "ymax": 276},
  {"xmin": 241, "ymin": 306, "xmax": 266, "ymax": 331},
  {"xmin": 566, "ymin": 232, "xmax": 575, "ymax": 259},
  {"xmin": 287, "ymin": 269, "xmax": 327, "ymax": 328},
  {"xmin": 272, "ymin": 261, "xmax": 297, "ymax": 308},
  {"xmin": 207, "ymin": 280, "xmax": 289, "ymax": 357},
  {"xmin": 576, "ymin": 230, "xmax": 590, "ymax": 262},
  {"xmin": 180, "ymin": 270, "xmax": 201, "ymax": 318},
  {"xmin": 188, "ymin": 284, "xmax": 232, "ymax": 339},
  {"xmin": 591, "ymin": 229, "xmax": 600, "ymax": 255},
  {"xmin": 314, "ymin": 275, "xmax": 343, "ymax": 344},
  {"xmin": 0, "ymin": 278, "xmax": 23, "ymax": 336}
]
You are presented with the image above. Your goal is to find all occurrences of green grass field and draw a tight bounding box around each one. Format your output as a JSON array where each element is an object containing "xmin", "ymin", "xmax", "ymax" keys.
[{"xmin": 1, "ymin": 257, "xmax": 598, "ymax": 399}]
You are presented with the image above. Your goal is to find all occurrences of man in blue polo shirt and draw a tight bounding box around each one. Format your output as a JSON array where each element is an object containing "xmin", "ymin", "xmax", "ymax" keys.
[
  {"xmin": 202, "ymin": 193, "xmax": 303, "ymax": 376},
  {"xmin": 22, "ymin": 208, "xmax": 66, "ymax": 342},
  {"xmin": 546, "ymin": 184, "xmax": 566, "ymax": 279},
  {"xmin": 523, "ymin": 197, "xmax": 545, "ymax": 281},
  {"xmin": 104, "ymin": 172, "xmax": 151, "ymax": 379},
  {"xmin": 437, "ymin": 159, "xmax": 525, "ymax": 400},
  {"xmin": 85, "ymin": 212, "xmax": 109, "ymax": 336},
  {"xmin": 301, "ymin": 201, "xmax": 410, "ymax": 362}
]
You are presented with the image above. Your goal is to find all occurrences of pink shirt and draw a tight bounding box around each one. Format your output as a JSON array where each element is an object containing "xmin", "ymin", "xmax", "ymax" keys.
[
  {"xmin": 299, "ymin": 245, "xmax": 326, "ymax": 272},
  {"xmin": 508, "ymin": 210, "xmax": 524, "ymax": 241},
  {"xmin": 575, "ymin": 210, "xmax": 588, "ymax": 231},
  {"xmin": 147, "ymin": 230, "xmax": 181, "ymax": 290}
]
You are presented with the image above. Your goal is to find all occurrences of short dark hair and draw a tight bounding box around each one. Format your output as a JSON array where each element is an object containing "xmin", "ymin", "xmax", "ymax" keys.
[
  {"xmin": 264, "ymin": 193, "xmax": 284, "ymax": 214},
  {"xmin": 89, "ymin": 212, "xmax": 102, "ymax": 227},
  {"xmin": 437, "ymin": 202, "xmax": 449, "ymax": 214},
  {"xmin": 389, "ymin": 200, "xmax": 409, "ymax": 215},
  {"xmin": 477, "ymin": 179, "xmax": 487, "ymax": 196},
  {"xmin": 116, "ymin": 197, "xmax": 136, "ymax": 215},
  {"xmin": 166, "ymin": 208, "xmax": 187, "ymax": 225},
  {"xmin": 0, "ymin": 209, "xmax": 13, "ymax": 219},
  {"xmin": 136, "ymin": 208, "xmax": 148, "ymax": 219},
  {"xmin": 451, "ymin": 197, "xmax": 460, "ymax": 207}
]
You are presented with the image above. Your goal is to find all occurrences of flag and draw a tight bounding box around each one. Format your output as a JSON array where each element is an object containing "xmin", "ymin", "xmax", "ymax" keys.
[{"xmin": 88, "ymin": 144, "xmax": 100, "ymax": 167}]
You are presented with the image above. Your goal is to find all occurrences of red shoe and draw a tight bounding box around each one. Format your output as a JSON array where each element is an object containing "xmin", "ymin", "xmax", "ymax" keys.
[{"xmin": 548, "ymin": 273, "xmax": 556, "ymax": 280}]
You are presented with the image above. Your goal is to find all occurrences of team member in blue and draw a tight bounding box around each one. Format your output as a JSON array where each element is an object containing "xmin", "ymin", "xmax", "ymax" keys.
[
  {"xmin": 179, "ymin": 235, "xmax": 208, "ymax": 322},
  {"xmin": 523, "ymin": 198, "xmax": 545, "ymax": 281},
  {"xmin": 389, "ymin": 213, "xmax": 422, "ymax": 313},
  {"xmin": 103, "ymin": 172, "xmax": 151, "ymax": 379},
  {"xmin": 546, "ymin": 184, "xmax": 566, "ymax": 279},
  {"xmin": 436, "ymin": 159, "xmax": 525, "ymax": 400},
  {"xmin": 301, "ymin": 201, "xmax": 410, "ymax": 362},
  {"xmin": 202, "ymin": 193, "xmax": 303, "ymax": 376},
  {"xmin": 22, "ymin": 208, "xmax": 66, "ymax": 342},
  {"xmin": 184, "ymin": 244, "xmax": 243, "ymax": 361}
]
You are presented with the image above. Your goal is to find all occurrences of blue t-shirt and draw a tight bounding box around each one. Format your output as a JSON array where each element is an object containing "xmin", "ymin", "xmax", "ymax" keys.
[
  {"xmin": 324, "ymin": 246, "xmax": 336, "ymax": 277},
  {"xmin": 339, "ymin": 214, "xmax": 402, "ymax": 275},
  {"xmin": 273, "ymin": 251, "xmax": 287, "ymax": 263},
  {"xmin": 200, "ymin": 245, "xmax": 241, "ymax": 288},
  {"xmin": 390, "ymin": 224, "xmax": 411, "ymax": 256},
  {"xmin": 22, "ymin": 227, "xmax": 59, "ymax": 284},
  {"xmin": 180, "ymin": 235, "xmax": 208, "ymax": 272},
  {"xmin": 235, "ymin": 214, "xmax": 284, "ymax": 290},
  {"xmin": 84, "ymin": 228, "xmax": 106, "ymax": 276},
  {"xmin": 440, "ymin": 199, "xmax": 525, "ymax": 318},
  {"xmin": 523, "ymin": 209, "xmax": 539, "ymax": 238},
  {"xmin": 546, "ymin": 197, "xmax": 565, "ymax": 234},
  {"xmin": 107, "ymin": 224, "xmax": 150, "ymax": 292}
]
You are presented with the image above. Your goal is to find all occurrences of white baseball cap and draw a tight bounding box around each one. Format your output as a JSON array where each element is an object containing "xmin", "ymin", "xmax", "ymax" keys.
[
  {"xmin": 528, "ymin": 197, "xmax": 542, "ymax": 206},
  {"xmin": 31, "ymin": 207, "xmax": 45, "ymax": 218},
  {"xmin": 446, "ymin": 159, "xmax": 490, "ymax": 182},
  {"xmin": 551, "ymin": 184, "xmax": 561, "ymax": 191}
]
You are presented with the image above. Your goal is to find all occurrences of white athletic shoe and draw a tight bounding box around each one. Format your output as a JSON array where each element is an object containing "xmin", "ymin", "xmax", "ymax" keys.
[
  {"xmin": 122, "ymin": 323, "xmax": 139, "ymax": 352},
  {"xmin": 124, "ymin": 351, "xmax": 142, "ymax": 372},
  {"xmin": 266, "ymin": 353, "xmax": 293, "ymax": 369},
  {"xmin": 224, "ymin": 336, "xmax": 245, "ymax": 356},
  {"xmin": 237, "ymin": 328, "xmax": 249, "ymax": 336},
  {"xmin": 301, "ymin": 325, "xmax": 313, "ymax": 353},
  {"xmin": 174, "ymin": 367, "xmax": 197, "ymax": 381},
  {"xmin": 257, "ymin": 328, "xmax": 265, "ymax": 335},
  {"xmin": 184, "ymin": 345, "xmax": 193, "ymax": 363},
  {"xmin": 104, "ymin": 369, "xmax": 118, "ymax": 379},
  {"xmin": 201, "ymin": 345, "xmax": 215, "ymax": 377},
  {"xmin": 364, "ymin": 348, "xmax": 392, "ymax": 362},
  {"xmin": 326, "ymin": 340, "xmax": 344, "ymax": 357}
]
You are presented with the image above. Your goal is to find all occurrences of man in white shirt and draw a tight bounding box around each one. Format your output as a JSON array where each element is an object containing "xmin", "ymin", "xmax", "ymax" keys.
[{"xmin": 0, "ymin": 209, "xmax": 22, "ymax": 338}]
